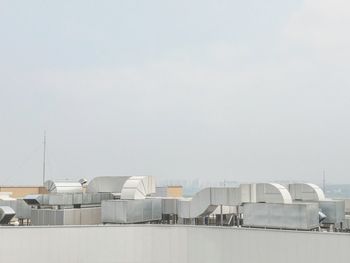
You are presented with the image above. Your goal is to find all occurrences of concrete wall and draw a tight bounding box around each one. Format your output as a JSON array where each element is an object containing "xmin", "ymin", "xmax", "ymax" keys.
[{"xmin": 0, "ymin": 225, "xmax": 349, "ymax": 263}]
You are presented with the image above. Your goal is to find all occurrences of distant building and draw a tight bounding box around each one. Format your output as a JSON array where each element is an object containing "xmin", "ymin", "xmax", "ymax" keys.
[
  {"xmin": 0, "ymin": 186, "xmax": 48, "ymax": 198},
  {"xmin": 155, "ymin": 186, "xmax": 183, "ymax": 197}
]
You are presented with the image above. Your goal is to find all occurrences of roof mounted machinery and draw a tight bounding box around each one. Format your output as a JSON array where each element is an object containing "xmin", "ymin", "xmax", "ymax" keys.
[
  {"xmin": 175, "ymin": 183, "xmax": 293, "ymax": 219},
  {"xmin": 288, "ymin": 183, "xmax": 325, "ymax": 201},
  {"xmin": 44, "ymin": 180, "xmax": 83, "ymax": 193},
  {"xmin": 0, "ymin": 206, "xmax": 16, "ymax": 224}
]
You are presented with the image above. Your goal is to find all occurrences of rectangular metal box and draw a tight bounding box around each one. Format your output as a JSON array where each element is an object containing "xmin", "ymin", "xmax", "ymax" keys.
[
  {"xmin": 319, "ymin": 200, "xmax": 345, "ymax": 226},
  {"xmin": 101, "ymin": 199, "xmax": 161, "ymax": 224},
  {"xmin": 31, "ymin": 207, "xmax": 101, "ymax": 225},
  {"xmin": 243, "ymin": 202, "xmax": 319, "ymax": 230},
  {"xmin": 161, "ymin": 198, "xmax": 177, "ymax": 214},
  {"xmin": 0, "ymin": 199, "xmax": 32, "ymax": 219}
]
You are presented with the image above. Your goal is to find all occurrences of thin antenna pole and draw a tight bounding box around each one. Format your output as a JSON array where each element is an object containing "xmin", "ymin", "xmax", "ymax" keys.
[{"xmin": 42, "ymin": 131, "xmax": 46, "ymax": 186}]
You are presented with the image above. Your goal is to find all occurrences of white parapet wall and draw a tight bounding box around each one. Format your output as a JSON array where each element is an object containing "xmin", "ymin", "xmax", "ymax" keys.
[{"xmin": 0, "ymin": 225, "xmax": 350, "ymax": 263}]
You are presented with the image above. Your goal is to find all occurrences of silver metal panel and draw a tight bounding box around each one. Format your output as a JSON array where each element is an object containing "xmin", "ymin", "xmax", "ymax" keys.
[
  {"xmin": 288, "ymin": 183, "xmax": 325, "ymax": 201},
  {"xmin": 177, "ymin": 187, "xmax": 240, "ymax": 219},
  {"xmin": 15, "ymin": 199, "xmax": 32, "ymax": 219},
  {"xmin": 26, "ymin": 192, "xmax": 113, "ymax": 207},
  {"xmin": 87, "ymin": 176, "xmax": 131, "ymax": 193},
  {"xmin": 73, "ymin": 193, "xmax": 83, "ymax": 204},
  {"xmin": 31, "ymin": 209, "xmax": 65, "ymax": 225},
  {"xmin": 0, "ymin": 199, "xmax": 32, "ymax": 219},
  {"xmin": 44, "ymin": 180, "xmax": 83, "ymax": 193},
  {"xmin": 80, "ymin": 207, "xmax": 101, "ymax": 225},
  {"xmin": 243, "ymin": 202, "xmax": 319, "ymax": 230},
  {"xmin": 48, "ymin": 194, "xmax": 74, "ymax": 206},
  {"xmin": 0, "ymin": 206, "xmax": 16, "ymax": 224},
  {"xmin": 23, "ymin": 195, "xmax": 43, "ymax": 206},
  {"xmin": 63, "ymin": 209, "xmax": 81, "ymax": 225},
  {"xmin": 177, "ymin": 199, "xmax": 191, "ymax": 218},
  {"xmin": 120, "ymin": 176, "xmax": 157, "ymax": 200},
  {"xmin": 319, "ymin": 200, "xmax": 345, "ymax": 225},
  {"xmin": 344, "ymin": 215, "xmax": 350, "ymax": 229},
  {"xmin": 256, "ymin": 183, "xmax": 293, "ymax": 204},
  {"xmin": 102, "ymin": 199, "xmax": 161, "ymax": 223},
  {"xmin": 161, "ymin": 198, "xmax": 177, "ymax": 214},
  {"xmin": 31, "ymin": 207, "xmax": 101, "ymax": 225},
  {"xmin": 342, "ymin": 199, "xmax": 350, "ymax": 214}
]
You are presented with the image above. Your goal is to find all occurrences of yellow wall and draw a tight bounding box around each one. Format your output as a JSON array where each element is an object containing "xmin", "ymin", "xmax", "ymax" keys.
[
  {"xmin": 0, "ymin": 186, "xmax": 48, "ymax": 198},
  {"xmin": 167, "ymin": 186, "xmax": 183, "ymax": 197}
]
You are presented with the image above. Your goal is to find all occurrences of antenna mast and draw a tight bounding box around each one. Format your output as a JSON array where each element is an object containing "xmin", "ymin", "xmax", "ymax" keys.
[{"xmin": 42, "ymin": 131, "xmax": 46, "ymax": 186}]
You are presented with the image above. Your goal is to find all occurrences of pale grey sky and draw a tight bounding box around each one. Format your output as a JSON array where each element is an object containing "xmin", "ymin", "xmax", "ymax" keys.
[{"xmin": 1, "ymin": 0, "xmax": 350, "ymax": 185}]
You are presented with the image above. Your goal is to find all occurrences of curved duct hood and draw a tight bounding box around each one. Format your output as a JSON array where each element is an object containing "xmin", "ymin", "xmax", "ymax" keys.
[
  {"xmin": 256, "ymin": 183, "xmax": 293, "ymax": 204},
  {"xmin": 44, "ymin": 180, "xmax": 83, "ymax": 194},
  {"xmin": 288, "ymin": 183, "xmax": 325, "ymax": 201},
  {"xmin": 240, "ymin": 183, "xmax": 293, "ymax": 204},
  {"xmin": 177, "ymin": 187, "xmax": 241, "ymax": 218},
  {"xmin": 87, "ymin": 176, "xmax": 131, "ymax": 193},
  {"xmin": 121, "ymin": 176, "xmax": 156, "ymax": 199}
]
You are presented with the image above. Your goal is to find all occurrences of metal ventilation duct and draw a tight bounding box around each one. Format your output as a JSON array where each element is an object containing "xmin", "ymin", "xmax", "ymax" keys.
[
  {"xmin": 177, "ymin": 187, "xmax": 240, "ymax": 218},
  {"xmin": 86, "ymin": 176, "xmax": 131, "ymax": 193},
  {"xmin": 288, "ymin": 183, "xmax": 325, "ymax": 201},
  {"xmin": 255, "ymin": 183, "xmax": 293, "ymax": 204},
  {"xmin": 24, "ymin": 193, "xmax": 113, "ymax": 206},
  {"xmin": 23, "ymin": 195, "xmax": 47, "ymax": 206},
  {"xmin": 0, "ymin": 206, "xmax": 16, "ymax": 224},
  {"xmin": 120, "ymin": 176, "xmax": 156, "ymax": 200},
  {"xmin": 44, "ymin": 180, "xmax": 83, "ymax": 193},
  {"xmin": 319, "ymin": 211, "xmax": 327, "ymax": 223}
]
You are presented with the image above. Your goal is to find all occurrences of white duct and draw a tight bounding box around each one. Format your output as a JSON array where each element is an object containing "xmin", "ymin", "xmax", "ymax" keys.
[
  {"xmin": 177, "ymin": 187, "xmax": 240, "ymax": 218},
  {"xmin": 239, "ymin": 183, "xmax": 292, "ymax": 204},
  {"xmin": 44, "ymin": 180, "xmax": 83, "ymax": 194},
  {"xmin": 120, "ymin": 176, "xmax": 156, "ymax": 200},
  {"xmin": 288, "ymin": 183, "xmax": 325, "ymax": 201},
  {"xmin": 256, "ymin": 183, "xmax": 293, "ymax": 204},
  {"xmin": 86, "ymin": 176, "xmax": 131, "ymax": 193}
]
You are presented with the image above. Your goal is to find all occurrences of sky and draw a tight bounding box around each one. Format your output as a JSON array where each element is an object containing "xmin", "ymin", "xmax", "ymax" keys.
[{"xmin": 1, "ymin": 0, "xmax": 350, "ymax": 185}]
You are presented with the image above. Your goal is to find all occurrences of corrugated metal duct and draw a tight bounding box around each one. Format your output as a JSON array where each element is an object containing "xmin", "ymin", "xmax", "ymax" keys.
[{"xmin": 44, "ymin": 180, "xmax": 83, "ymax": 193}]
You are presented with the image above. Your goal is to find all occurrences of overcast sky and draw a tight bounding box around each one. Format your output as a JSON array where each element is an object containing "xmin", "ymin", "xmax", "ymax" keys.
[{"xmin": 1, "ymin": 0, "xmax": 350, "ymax": 185}]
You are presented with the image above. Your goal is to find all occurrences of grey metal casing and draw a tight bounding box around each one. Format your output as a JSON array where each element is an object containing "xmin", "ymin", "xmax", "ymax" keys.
[
  {"xmin": 243, "ymin": 202, "xmax": 319, "ymax": 230},
  {"xmin": 319, "ymin": 200, "xmax": 345, "ymax": 226},
  {"xmin": 101, "ymin": 199, "xmax": 161, "ymax": 224},
  {"xmin": 31, "ymin": 207, "xmax": 102, "ymax": 225}
]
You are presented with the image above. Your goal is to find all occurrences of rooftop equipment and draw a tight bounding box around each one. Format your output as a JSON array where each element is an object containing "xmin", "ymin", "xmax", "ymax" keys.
[
  {"xmin": 177, "ymin": 187, "xmax": 240, "ymax": 218},
  {"xmin": 102, "ymin": 198, "xmax": 161, "ymax": 224},
  {"xmin": 239, "ymin": 183, "xmax": 293, "ymax": 204},
  {"xmin": 288, "ymin": 183, "xmax": 325, "ymax": 201},
  {"xmin": 242, "ymin": 202, "xmax": 319, "ymax": 230},
  {"xmin": 44, "ymin": 180, "xmax": 83, "ymax": 194},
  {"xmin": 0, "ymin": 206, "xmax": 16, "ymax": 224},
  {"xmin": 120, "ymin": 176, "xmax": 156, "ymax": 199},
  {"xmin": 86, "ymin": 176, "xmax": 131, "ymax": 193}
]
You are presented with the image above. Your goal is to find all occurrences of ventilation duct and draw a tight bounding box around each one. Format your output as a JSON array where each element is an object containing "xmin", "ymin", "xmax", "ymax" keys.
[
  {"xmin": 44, "ymin": 180, "xmax": 83, "ymax": 194},
  {"xmin": 288, "ymin": 183, "xmax": 325, "ymax": 201},
  {"xmin": 0, "ymin": 206, "xmax": 15, "ymax": 224},
  {"xmin": 87, "ymin": 176, "xmax": 131, "ymax": 193},
  {"xmin": 120, "ymin": 176, "xmax": 156, "ymax": 200}
]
